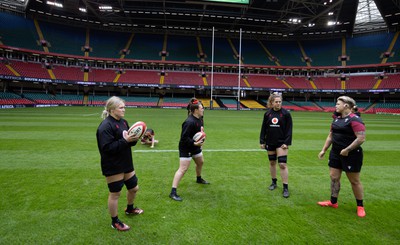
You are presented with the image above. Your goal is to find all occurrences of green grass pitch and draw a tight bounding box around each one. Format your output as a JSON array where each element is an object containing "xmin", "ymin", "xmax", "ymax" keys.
[{"xmin": 0, "ymin": 107, "xmax": 399, "ymax": 244}]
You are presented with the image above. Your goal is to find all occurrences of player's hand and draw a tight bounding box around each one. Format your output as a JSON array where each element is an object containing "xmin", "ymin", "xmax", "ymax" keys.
[
  {"xmin": 281, "ymin": 144, "xmax": 288, "ymax": 149},
  {"xmin": 340, "ymin": 149, "xmax": 349, "ymax": 156},
  {"xmin": 123, "ymin": 130, "xmax": 139, "ymax": 142},
  {"xmin": 194, "ymin": 140, "xmax": 204, "ymax": 147},
  {"xmin": 318, "ymin": 150, "xmax": 325, "ymax": 159},
  {"xmin": 260, "ymin": 144, "xmax": 265, "ymax": 149}
]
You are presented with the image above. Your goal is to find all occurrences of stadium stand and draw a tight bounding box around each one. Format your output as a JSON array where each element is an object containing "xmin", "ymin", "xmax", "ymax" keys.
[
  {"xmin": 284, "ymin": 77, "xmax": 313, "ymax": 89},
  {"xmin": 161, "ymin": 96, "xmax": 192, "ymax": 107},
  {"xmin": 301, "ymin": 38, "xmax": 342, "ymax": 66},
  {"xmin": 0, "ymin": 92, "xmax": 35, "ymax": 105},
  {"xmin": 219, "ymin": 98, "xmax": 243, "ymax": 108},
  {"xmin": 52, "ymin": 65, "xmax": 83, "ymax": 81},
  {"xmin": 10, "ymin": 61, "xmax": 50, "ymax": 79},
  {"xmin": 312, "ymin": 77, "xmax": 341, "ymax": 90},
  {"xmin": 346, "ymin": 33, "xmax": 394, "ymax": 65},
  {"xmin": 89, "ymin": 29, "xmax": 132, "ymax": 58},
  {"xmin": 0, "ymin": 63, "xmax": 15, "ymax": 76},
  {"xmin": 38, "ymin": 21, "xmax": 86, "ymax": 56},
  {"xmin": 240, "ymin": 99, "xmax": 265, "ymax": 109},
  {"xmin": 211, "ymin": 37, "xmax": 238, "ymax": 64},
  {"xmin": 165, "ymin": 35, "xmax": 199, "ymax": 62},
  {"xmin": 163, "ymin": 72, "xmax": 204, "ymax": 86},
  {"xmin": 230, "ymin": 39, "xmax": 274, "ymax": 65},
  {"xmin": 196, "ymin": 97, "xmax": 220, "ymax": 109},
  {"xmin": 88, "ymin": 95, "xmax": 159, "ymax": 107},
  {"xmin": 0, "ymin": 12, "xmax": 40, "ymax": 51},
  {"xmin": 346, "ymin": 75, "xmax": 377, "ymax": 89},
  {"xmin": 289, "ymin": 101, "xmax": 322, "ymax": 111},
  {"xmin": 0, "ymin": 12, "xmax": 399, "ymax": 114},
  {"xmin": 261, "ymin": 40, "xmax": 305, "ymax": 66},
  {"xmin": 89, "ymin": 68, "xmax": 119, "ymax": 83},
  {"xmin": 121, "ymin": 96, "xmax": 160, "ymax": 107},
  {"xmin": 129, "ymin": 33, "xmax": 164, "ymax": 60},
  {"xmin": 212, "ymin": 73, "xmax": 247, "ymax": 87},
  {"xmin": 380, "ymin": 75, "xmax": 400, "ymax": 89},
  {"xmin": 118, "ymin": 70, "xmax": 160, "ymax": 84},
  {"xmin": 245, "ymin": 75, "xmax": 288, "ymax": 88}
]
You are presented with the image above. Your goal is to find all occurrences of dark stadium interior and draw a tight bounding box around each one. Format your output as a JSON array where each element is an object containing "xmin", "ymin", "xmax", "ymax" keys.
[{"xmin": 0, "ymin": 0, "xmax": 399, "ymax": 112}]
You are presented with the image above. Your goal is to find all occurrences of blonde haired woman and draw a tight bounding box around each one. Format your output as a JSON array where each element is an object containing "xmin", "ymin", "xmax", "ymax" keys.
[
  {"xmin": 259, "ymin": 92, "xmax": 293, "ymax": 198},
  {"xmin": 96, "ymin": 96, "xmax": 143, "ymax": 231},
  {"xmin": 318, "ymin": 96, "xmax": 366, "ymax": 217}
]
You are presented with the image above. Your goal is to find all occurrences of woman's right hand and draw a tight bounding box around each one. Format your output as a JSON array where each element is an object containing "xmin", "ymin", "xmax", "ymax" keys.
[{"xmin": 318, "ymin": 150, "xmax": 325, "ymax": 159}]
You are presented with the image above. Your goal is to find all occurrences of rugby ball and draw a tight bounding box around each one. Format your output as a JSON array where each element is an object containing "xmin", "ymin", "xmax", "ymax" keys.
[
  {"xmin": 193, "ymin": 131, "xmax": 206, "ymax": 143},
  {"xmin": 128, "ymin": 121, "xmax": 147, "ymax": 138}
]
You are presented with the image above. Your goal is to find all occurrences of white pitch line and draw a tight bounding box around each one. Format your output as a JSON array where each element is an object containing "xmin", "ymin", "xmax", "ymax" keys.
[{"xmin": 134, "ymin": 149, "xmax": 264, "ymax": 153}]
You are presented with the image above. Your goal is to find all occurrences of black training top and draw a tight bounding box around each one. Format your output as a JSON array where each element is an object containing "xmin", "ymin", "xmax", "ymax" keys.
[
  {"xmin": 259, "ymin": 108, "xmax": 293, "ymax": 146},
  {"xmin": 179, "ymin": 114, "xmax": 203, "ymax": 153},
  {"xmin": 331, "ymin": 113, "xmax": 365, "ymax": 151},
  {"xmin": 96, "ymin": 116, "xmax": 137, "ymax": 176}
]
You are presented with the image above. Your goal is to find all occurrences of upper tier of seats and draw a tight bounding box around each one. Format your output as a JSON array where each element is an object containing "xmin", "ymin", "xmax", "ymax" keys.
[{"xmin": 1, "ymin": 12, "xmax": 400, "ymax": 66}]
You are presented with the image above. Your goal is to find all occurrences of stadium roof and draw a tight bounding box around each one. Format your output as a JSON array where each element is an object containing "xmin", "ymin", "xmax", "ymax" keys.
[{"xmin": 1, "ymin": 0, "xmax": 400, "ymax": 39}]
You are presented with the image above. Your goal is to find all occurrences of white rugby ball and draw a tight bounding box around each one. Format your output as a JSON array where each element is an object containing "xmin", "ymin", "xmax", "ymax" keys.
[
  {"xmin": 193, "ymin": 131, "xmax": 206, "ymax": 143},
  {"xmin": 128, "ymin": 121, "xmax": 147, "ymax": 138}
]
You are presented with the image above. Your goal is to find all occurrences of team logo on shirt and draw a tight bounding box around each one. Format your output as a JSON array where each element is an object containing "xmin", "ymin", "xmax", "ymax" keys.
[{"xmin": 270, "ymin": 117, "xmax": 280, "ymax": 127}]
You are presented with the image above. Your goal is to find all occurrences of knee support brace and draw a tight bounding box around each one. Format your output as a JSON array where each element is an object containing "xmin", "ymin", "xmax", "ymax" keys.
[
  {"xmin": 268, "ymin": 154, "xmax": 277, "ymax": 161},
  {"xmin": 108, "ymin": 179, "xmax": 124, "ymax": 193},
  {"xmin": 278, "ymin": 155, "xmax": 287, "ymax": 164},
  {"xmin": 124, "ymin": 175, "xmax": 138, "ymax": 190}
]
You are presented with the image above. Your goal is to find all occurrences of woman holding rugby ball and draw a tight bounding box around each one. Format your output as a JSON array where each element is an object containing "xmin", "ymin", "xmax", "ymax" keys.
[
  {"xmin": 96, "ymin": 96, "xmax": 144, "ymax": 231},
  {"xmin": 169, "ymin": 98, "xmax": 209, "ymax": 202}
]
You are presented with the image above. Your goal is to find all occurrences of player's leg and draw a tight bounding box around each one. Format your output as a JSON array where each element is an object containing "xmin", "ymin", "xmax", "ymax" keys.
[
  {"xmin": 124, "ymin": 171, "xmax": 143, "ymax": 215},
  {"xmin": 170, "ymin": 157, "xmax": 191, "ymax": 201},
  {"xmin": 106, "ymin": 173, "xmax": 130, "ymax": 231},
  {"xmin": 317, "ymin": 167, "xmax": 342, "ymax": 208},
  {"xmin": 318, "ymin": 150, "xmax": 342, "ymax": 208},
  {"xmin": 193, "ymin": 152, "xmax": 209, "ymax": 184},
  {"xmin": 267, "ymin": 148, "xmax": 277, "ymax": 190},
  {"xmin": 276, "ymin": 147, "xmax": 289, "ymax": 197},
  {"xmin": 172, "ymin": 158, "xmax": 191, "ymax": 188},
  {"xmin": 346, "ymin": 172, "xmax": 365, "ymax": 217}
]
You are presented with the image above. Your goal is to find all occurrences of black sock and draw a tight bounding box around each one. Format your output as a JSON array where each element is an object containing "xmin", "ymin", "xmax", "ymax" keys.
[
  {"xmin": 197, "ymin": 176, "xmax": 202, "ymax": 182},
  {"xmin": 283, "ymin": 183, "xmax": 288, "ymax": 190},
  {"xmin": 112, "ymin": 216, "xmax": 119, "ymax": 223},
  {"xmin": 272, "ymin": 178, "xmax": 277, "ymax": 184},
  {"xmin": 356, "ymin": 199, "xmax": 363, "ymax": 207},
  {"xmin": 171, "ymin": 187, "xmax": 177, "ymax": 194},
  {"xmin": 127, "ymin": 204, "xmax": 134, "ymax": 211},
  {"xmin": 331, "ymin": 196, "xmax": 338, "ymax": 204}
]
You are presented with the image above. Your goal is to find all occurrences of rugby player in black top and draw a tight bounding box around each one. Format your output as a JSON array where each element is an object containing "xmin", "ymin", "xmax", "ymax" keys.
[
  {"xmin": 96, "ymin": 96, "xmax": 144, "ymax": 231},
  {"xmin": 260, "ymin": 92, "xmax": 293, "ymax": 198},
  {"xmin": 169, "ymin": 98, "xmax": 209, "ymax": 201},
  {"xmin": 318, "ymin": 96, "xmax": 366, "ymax": 217}
]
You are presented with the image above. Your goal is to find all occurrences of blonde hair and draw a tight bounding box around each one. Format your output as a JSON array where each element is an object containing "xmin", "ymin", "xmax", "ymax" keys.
[
  {"xmin": 267, "ymin": 92, "xmax": 282, "ymax": 108},
  {"xmin": 337, "ymin": 96, "xmax": 356, "ymax": 110},
  {"xmin": 101, "ymin": 96, "xmax": 125, "ymax": 119}
]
